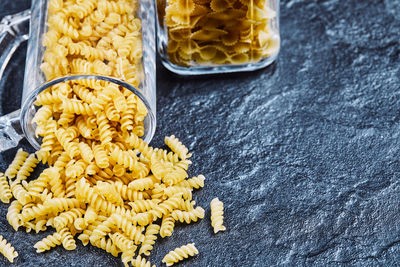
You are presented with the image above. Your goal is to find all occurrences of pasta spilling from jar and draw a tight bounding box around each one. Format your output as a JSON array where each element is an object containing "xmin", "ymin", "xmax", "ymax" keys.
[
  {"xmin": 163, "ymin": 0, "xmax": 280, "ymax": 66},
  {"xmin": 0, "ymin": 142, "xmax": 205, "ymax": 265},
  {"xmin": 37, "ymin": 0, "xmax": 146, "ymax": 165}
]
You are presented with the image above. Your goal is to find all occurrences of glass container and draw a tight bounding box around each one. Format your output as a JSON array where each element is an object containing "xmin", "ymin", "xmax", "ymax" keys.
[
  {"xmin": 157, "ymin": 0, "xmax": 280, "ymax": 75},
  {"xmin": 0, "ymin": 0, "xmax": 156, "ymax": 152}
]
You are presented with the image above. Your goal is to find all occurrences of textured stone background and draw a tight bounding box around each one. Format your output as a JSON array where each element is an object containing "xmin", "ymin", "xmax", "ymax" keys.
[{"xmin": 1, "ymin": 0, "xmax": 400, "ymax": 266}]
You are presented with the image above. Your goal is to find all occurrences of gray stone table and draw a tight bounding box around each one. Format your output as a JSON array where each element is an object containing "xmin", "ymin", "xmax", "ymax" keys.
[{"xmin": 1, "ymin": 0, "xmax": 400, "ymax": 266}]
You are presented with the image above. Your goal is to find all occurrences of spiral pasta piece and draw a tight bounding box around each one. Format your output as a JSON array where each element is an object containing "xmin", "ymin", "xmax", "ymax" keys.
[
  {"xmin": 59, "ymin": 227, "xmax": 77, "ymax": 250},
  {"xmin": 138, "ymin": 223, "xmax": 160, "ymax": 256},
  {"xmin": 44, "ymin": 198, "xmax": 82, "ymax": 215},
  {"xmin": 15, "ymin": 154, "xmax": 39, "ymax": 182},
  {"xmin": 171, "ymin": 206, "xmax": 205, "ymax": 224},
  {"xmin": 0, "ymin": 173, "xmax": 12, "ymax": 203},
  {"xmin": 210, "ymin": 197, "xmax": 226, "ymax": 233},
  {"xmin": 162, "ymin": 243, "xmax": 199, "ymax": 266},
  {"xmin": 111, "ymin": 214, "xmax": 145, "ymax": 244},
  {"xmin": 10, "ymin": 180, "xmax": 32, "ymax": 206},
  {"xmin": 165, "ymin": 135, "xmax": 191, "ymax": 160},
  {"xmin": 5, "ymin": 149, "xmax": 29, "ymax": 179},
  {"xmin": 113, "ymin": 181, "xmax": 145, "ymax": 202},
  {"xmin": 92, "ymin": 236, "xmax": 121, "ymax": 257},
  {"xmin": 90, "ymin": 216, "xmax": 116, "ymax": 243},
  {"xmin": 93, "ymin": 145, "xmax": 109, "ymax": 168},
  {"xmin": 55, "ymin": 128, "xmax": 80, "ymax": 158},
  {"xmin": 0, "ymin": 235, "xmax": 18, "ymax": 263},
  {"xmin": 160, "ymin": 214, "xmax": 175, "ymax": 238},
  {"xmin": 128, "ymin": 199, "xmax": 160, "ymax": 213},
  {"xmin": 177, "ymin": 174, "xmax": 205, "ymax": 189},
  {"xmin": 7, "ymin": 200, "xmax": 23, "ymax": 231},
  {"xmin": 53, "ymin": 208, "xmax": 85, "ymax": 230},
  {"xmin": 151, "ymin": 195, "xmax": 182, "ymax": 219},
  {"xmin": 131, "ymin": 255, "xmax": 155, "ymax": 267},
  {"xmin": 128, "ymin": 177, "xmax": 154, "ymax": 191},
  {"xmin": 109, "ymin": 232, "xmax": 135, "ymax": 252},
  {"xmin": 34, "ymin": 232, "xmax": 62, "ymax": 253}
]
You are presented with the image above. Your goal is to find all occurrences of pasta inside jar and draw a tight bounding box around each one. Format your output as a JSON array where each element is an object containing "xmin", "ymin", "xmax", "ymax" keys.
[{"xmin": 157, "ymin": 0, "xmax": 280, "ymax": 74}]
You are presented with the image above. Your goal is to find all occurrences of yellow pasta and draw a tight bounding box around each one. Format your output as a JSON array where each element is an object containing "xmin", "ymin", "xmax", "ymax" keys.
[
  {"xmin": 210, "ymin": 197, "xmax": 226, "ymax": 233},
  {"xmin": 138, "ymin": 224, "xmax": 160, "ymax": 256},
  {"xmin": 34, "ymin": 232, "xmax": 62, "ymax": 253},
  {"xmin": 0, "ymin": 235, "xmax": 18, "ymax": 263},
  {"xmin": 5, "ymin": 148, "xmax": 29, "ymax": 179},
  {"xmin": 164, "ymin": 0, "xmax": 279, "ymax": 66},
  {"xmin": 0, "ymin": 2, "xmax": 232, "ymax": 266},
  {"xmin": 162, "ymin": 243, "xmax": 199, "ymax": 266},
  {"xmin": 0, "ymin": 172, "xmax": 12, "ymax": 203}
]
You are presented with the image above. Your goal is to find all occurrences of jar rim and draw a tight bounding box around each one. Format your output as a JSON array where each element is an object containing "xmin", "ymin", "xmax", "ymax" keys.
[{"xmin": 20, "ymin": 74, "xmax": 156, "ymax": 150}]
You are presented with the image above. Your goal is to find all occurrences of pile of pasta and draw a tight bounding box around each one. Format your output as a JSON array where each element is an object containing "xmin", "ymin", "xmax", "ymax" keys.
[
  {"xmin": 0, "ymin": 139, "xmax": 209, "ymax": 266},
  {"xmin": 164, "ymin": 0, "xmax": 280, "ymax": 66},
  {"xmin": 0, "ymin": 0, "xmax": 228, "ymax": 265}
]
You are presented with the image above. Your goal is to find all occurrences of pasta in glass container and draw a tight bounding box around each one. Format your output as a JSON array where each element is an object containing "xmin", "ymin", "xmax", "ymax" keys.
[
  {"xmin": 21, "ymin": 0, "xmax": 156, "ymax": 152},
  {"xmin": 157, "ymin": 0, "xmax": 280, "ymax": 74}
]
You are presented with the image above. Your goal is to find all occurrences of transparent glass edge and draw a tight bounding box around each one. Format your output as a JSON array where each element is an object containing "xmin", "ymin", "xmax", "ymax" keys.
[{"xmin": 21, "ymin": 75, "xmax": 156, "ymax": 150}]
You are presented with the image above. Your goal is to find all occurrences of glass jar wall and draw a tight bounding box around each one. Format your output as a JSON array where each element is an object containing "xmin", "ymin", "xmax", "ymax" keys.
[{"xmin": 157, "ymin": 0, "xmax": 280, "ymax": 75}]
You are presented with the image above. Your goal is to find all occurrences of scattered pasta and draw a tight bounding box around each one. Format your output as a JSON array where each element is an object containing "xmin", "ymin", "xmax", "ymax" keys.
[
  {"xmin": 1, "ymin": 136, "xmax": 207, "ymax": 266},
  {"xmin": 210, "ymin": 197, "xmax": 226, "ymax": 233},
  {"xmin": 0, "ymin": 1, "xmax": 228, "ymax": 265}
]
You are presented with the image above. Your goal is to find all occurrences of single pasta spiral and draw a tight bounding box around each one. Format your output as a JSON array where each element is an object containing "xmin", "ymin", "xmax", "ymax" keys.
[
  {"xmin": 34, "ymin": 232, "xmax": 62, "ymax": 253},
  {"xmin": 160, "ymin": 215, "xmax": 175, "ymax": 238},
  {"xmin": 59, "ymin": 227, "xmax": 77, "ymax": 250},
  {"xmin": 15, "ymin": 154, "xmax": 39, "ymax": 182},
  {"xmin": 62, "ymin": 99, "xmax": 95, "ymax": 115},
  {"xmin": 43, "ymin": 198, "xmax": 82, "ymax": 214},
  {"xmin": 53, "ymin": 208, "xmax": 85, "ymax": 230},
  {"xmin": 171, "ymin": 206, "xmax": 205, "ymax": 224},
  {"xmin": 128, "ymin": 199, "xmax": 160, "ymax": 213},
  {"xmin": 128, "ymin": 177, "xmax": 154, "ymax": 191},
  {"xmin": 210, "ymin": 197, "xmax": 226, "ymax": 233},
  {"xmin": 91, "ymin": 237, "xmax": 120, "ymax": 257},
  {"xmin": 138, "ymin": 223, "xmax": 160, "ymax": 256},
  {"xmin": 151, "ymin": 195, "xmax": 182, "ymax": 219},
  {"xmin": 7, "ymin": 200, "xmax": 22, "ymax": 231},
  {"xmin": 162, "ymin": 243, "xmax": 199, "ymax": 266},
  {"xmin": 164, "ymin": 135, "xmax": 191, "ymax": 160},
  {"xmin": 0, "ymin": 173, "xmax": 12, "ymax": 203},
  {"xmin": 111, "ymin": 214, "xmax": 145, "ymax": 244},
  {"xmin": 113, "ymin": 181, "xmax": 145, "ymax": 202},
  {"xmin": 109, "ymin": 232, "xmax": 135, "ymax": 252},
  {"xmin": 5, "ymin": 149, "xmax": 29, "ymax": 179},
  {"xmin": 131, "ymin": 255, "xmax": 155, "ymax": 267},
  {"xmin": 0, "ymin": 235, "xmax": 18, "ymax": 263}
]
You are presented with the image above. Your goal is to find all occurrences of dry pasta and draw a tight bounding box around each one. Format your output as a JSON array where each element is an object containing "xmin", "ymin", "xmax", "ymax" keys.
[
  {"xmin": 0, "ymin": 235, "xmax": 18, "ymax": 263},
  {"xmin": 162, "ymin": 0, "xmax": 280, "ymax": 66},
  {"xmin": 0, "ymin": 136, "xmax": 208, "ymax": 266},
  {"xmin": 0, "ymin": 1, "xmax": 228, "ymax": 266},
  {"xmin": 0, "ymin": 172, "xmax": 12, "ymax": 203},
  {"xmin": 162, "ymin": 242, "xmax": 199, "ymax": 266},
  {"xmin": 210, "ymin": 197, "xmax": 226, "ymax": 233}
]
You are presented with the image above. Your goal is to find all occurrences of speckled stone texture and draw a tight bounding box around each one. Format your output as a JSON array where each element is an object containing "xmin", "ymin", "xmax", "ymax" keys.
[{"xmin": 0, "ymin": 0, "xmax": 400, "ymax": 266}]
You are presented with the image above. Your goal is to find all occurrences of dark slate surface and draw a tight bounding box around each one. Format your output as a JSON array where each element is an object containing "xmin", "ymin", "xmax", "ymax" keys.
[{"xmin": 1, "ymin": 0, "xmax": 400, "ymax": 266}]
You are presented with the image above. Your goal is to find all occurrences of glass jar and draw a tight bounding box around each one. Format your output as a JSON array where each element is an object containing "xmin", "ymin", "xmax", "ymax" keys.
[
  {"xmin": 157, "ymin": 0, "xmax": 280, "ymax": 75},
  {"xmin": 0, "ymin": 0, "xmax": 156, "ymax": 152}
]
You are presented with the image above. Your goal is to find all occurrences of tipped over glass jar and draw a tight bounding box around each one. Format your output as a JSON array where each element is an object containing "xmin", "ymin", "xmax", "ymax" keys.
[{"xmin": 0, "ymin": 0, "xmax": 156, "ymax": 152}]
